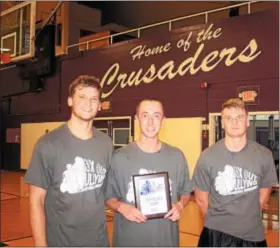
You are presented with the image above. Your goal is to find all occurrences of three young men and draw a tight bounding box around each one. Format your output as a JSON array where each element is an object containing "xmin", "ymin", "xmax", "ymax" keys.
[{"xmin": 26, "ymin": 81, "xmax": 277, "ymax": 248}]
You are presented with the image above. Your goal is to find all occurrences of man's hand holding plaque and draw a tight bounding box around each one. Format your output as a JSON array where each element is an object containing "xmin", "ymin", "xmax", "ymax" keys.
[
  {"xmin": 118, "ymin": 202, "xmax": 147, "ymax": 223},
  {"xmin": 164, "ymin": 201, "xmax": 184, "ymax": 221}
]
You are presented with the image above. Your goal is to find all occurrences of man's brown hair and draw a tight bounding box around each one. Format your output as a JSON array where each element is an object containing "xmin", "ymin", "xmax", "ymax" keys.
[
  {"xmin": 68, "ymin": 75, "xmax": 102, "ymax": 99},
  {"xmin": 135, "ymin": 98, "xmax": 165, "ymax": 116},
  {"xmin": 221, "ymin": 98, "xmax": 247, "ymax": 113}
]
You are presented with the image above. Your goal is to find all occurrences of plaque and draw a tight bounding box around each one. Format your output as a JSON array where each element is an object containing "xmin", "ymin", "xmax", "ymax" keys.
[{"xmin": 132, "ymin": 172, "xmax": 171, "ymax": 219}]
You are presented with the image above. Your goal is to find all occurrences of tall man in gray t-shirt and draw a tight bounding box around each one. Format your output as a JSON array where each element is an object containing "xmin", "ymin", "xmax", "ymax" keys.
[
  {"xmin": 24, "ymin": 75, "xmax": 113, "ymax": 246},
  {"xmin": 193, "ymin": 98, "xmax": 278, "ymax": 247},
  {"xmin": 105, "ymin": 99, "xmax": 193, "ymax": 247}
]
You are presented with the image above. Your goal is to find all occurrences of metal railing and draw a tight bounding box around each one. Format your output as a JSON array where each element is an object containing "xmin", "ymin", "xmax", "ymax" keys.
[{"xmin": 66, "ymin": 1, "xmax": 261, "ymax": 53}]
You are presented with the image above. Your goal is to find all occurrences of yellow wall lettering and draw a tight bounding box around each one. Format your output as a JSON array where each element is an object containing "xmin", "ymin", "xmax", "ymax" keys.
[{"xmin": 101, "ymin": 38, "xmax": 262, "ymax": 99}]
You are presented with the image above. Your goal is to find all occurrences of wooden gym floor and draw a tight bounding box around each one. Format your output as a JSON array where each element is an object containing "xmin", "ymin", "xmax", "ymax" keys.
[{"xmin": 0, "ymin": 170, "xmax": 279, "ymax": 247}]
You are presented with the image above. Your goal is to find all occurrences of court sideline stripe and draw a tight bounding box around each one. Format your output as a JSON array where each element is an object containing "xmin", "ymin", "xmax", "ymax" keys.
[
  {"xmin": 0, "ymin": 197, "xmax": 20, "ymax": 201},
  {"xmin": 0, "ymin": 192, "xmax": 21, "ymax": 197},
  {"xmin": 179, "ymin": 230, "xmax": 200, "ymax": 237},
  {"xmin": 1, "ymin": 236, "xmax": 32, "ymax": 243}
]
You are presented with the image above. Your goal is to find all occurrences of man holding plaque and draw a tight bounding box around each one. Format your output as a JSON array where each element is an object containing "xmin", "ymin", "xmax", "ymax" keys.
[
  {"xmin": 193, "ymin": 98, "xmax": 278, "ymax": 247},
  {"xmin": 105, "ymin": 99, "xmax": 193, "ymax": 247}
]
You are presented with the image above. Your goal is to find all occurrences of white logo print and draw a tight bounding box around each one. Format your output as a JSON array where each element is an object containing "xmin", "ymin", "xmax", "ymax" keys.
[
  {"xmin": 215, "ymin": 165, "xmax": 258, "ymax": 195},
  {"xmin": 60, "ymin": 156, "xmax": 106, "ymax": 194},
  {"xmin": 126, "ymin": 168, "xmax": 172, "ymax": 203}
]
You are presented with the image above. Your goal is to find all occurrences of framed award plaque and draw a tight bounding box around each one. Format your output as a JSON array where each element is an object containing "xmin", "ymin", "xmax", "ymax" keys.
[{"xmin": 132, "ymin": 172, "xmax": 172, "ymax": 219}]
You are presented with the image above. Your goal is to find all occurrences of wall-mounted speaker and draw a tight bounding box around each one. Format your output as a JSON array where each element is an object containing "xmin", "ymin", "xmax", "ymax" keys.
[
  {"xmin": 35, "ymin": 24, "xmax": 56, "ymax": 76},
  {"xmin": 17, "ymin": 24, "xmax": 56, "ymax": 91}
]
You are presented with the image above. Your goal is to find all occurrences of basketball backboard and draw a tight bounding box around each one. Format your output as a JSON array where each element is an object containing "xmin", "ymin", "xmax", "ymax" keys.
[{"xmin": 0, "ymin": 1, "xmax": 36, "ymax": 64}]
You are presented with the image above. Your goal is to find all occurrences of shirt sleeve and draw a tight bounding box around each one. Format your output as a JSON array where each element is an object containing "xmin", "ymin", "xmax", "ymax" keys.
[
  {"xmin": 24, "ymin": 139, "xmax": 52, "ymax": 190},
  {"xmin": 192, "ymin": 152, "xmax": 211, "ymax": 192},
  {"xmin": 107, "ymin": 142, "xmax": 114, "ymax": 166},
  {"xmin": 104, "ymin": 152, "xmax": 122, "ymax": 200},
  {"xmin": 177, "ymin": 151, "xmax": 193, "ymax": 197},
  {"xmin": 101, "ymin": 141, "xmax": 114, "ymax": 195},
  {"xmin": 260, "ymin": 150, "xmax": 278, "ymax": 188}
]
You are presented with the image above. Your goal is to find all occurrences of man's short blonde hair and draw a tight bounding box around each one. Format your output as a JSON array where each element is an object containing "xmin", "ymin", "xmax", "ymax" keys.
[
  {"xmin": 222, "ymin": 98, "xmax": 247, "ymax": 114},
  {"xmin": 68, "ymin": 75, "xmax": 102, "ymax": 99}
]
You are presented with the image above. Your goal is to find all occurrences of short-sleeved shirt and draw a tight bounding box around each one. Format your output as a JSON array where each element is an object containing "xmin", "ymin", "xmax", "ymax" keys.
[
  {"xmin": 105, "ymin": 142, "xmax": 193, "ymax": 247},
  {"xmin": 193, "ymin": 139, "xmax": 278, "ymax": 242},
  {"xmin": 24, "ymin": 124, "xmax": 113, "ymax": 247}
]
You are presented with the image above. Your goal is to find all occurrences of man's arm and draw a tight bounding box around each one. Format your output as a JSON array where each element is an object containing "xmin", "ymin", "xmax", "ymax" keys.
[
  {"xmin": 105, "ymin": 198, "xmax": 147, "ymax": 223},
  {"xmin": 259, "ymin": 188, "xmax": 272, "ymax": 209},
  {"xmin": 24, "ymin": 139, "xmax": 53, "ymax": 246},
  {"xmin": 29, "ymin": 185, "xmax": 47, "ymax": 246},
  {"xmin": 192, "ymin": 150, "xmax": 211, "ymax": 216},
  {"xmin": 164, "ymin": 194, "xmax": 190, "ymax": 221},
  {"xmin": 259, "ymin": 151, "xmax": 278, "ymax": 209},
  {"xmin": 105, "ymin": 150, "xmax": 147, "ymax": 224},
  {"xmin": 178, "ymin": 194, "xmax": 190, "ymax": 209},
  {"xmin": 165, "ymin": 151, "xmax": 194, "ymax": 221},
  {"xmin": 194, "ymin": 188, "xmax": 209, "ymax": 215}
]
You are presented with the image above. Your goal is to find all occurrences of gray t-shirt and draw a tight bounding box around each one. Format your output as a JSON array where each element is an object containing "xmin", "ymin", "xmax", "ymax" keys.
[
  {"xmin": 24, "ymin": 124, "xmax": 113, "ymax": 247},
  {"xmin": 105, "ymin": 142, "xmax": 193, "ymax": 247},
  {"xmin": 193, "ymin": 139, "xmax": 278, "ymax": 242}
]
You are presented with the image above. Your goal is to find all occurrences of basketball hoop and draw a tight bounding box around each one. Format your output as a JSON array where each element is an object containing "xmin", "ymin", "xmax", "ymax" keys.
[{"xmin": 0, "ymin": 53, "xmax": 11, "ymax": 64}]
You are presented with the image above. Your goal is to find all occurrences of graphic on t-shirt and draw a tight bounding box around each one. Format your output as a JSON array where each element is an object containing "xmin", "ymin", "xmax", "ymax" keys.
[
  {"xmin": 60, "ymin": 156, "xmax": 106, "ymax": 194},
  {"xmin": 126, "ymin": 168, "xmax": 172, "ymax": 203},
  {"xmin": 215, "ymin": 164, "xmax": 258, "ymax": 195}
]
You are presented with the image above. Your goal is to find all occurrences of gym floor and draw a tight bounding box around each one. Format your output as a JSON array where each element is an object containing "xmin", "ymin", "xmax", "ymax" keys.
[{"xmin": 0, "ymin": 170, "xmax": 279, "ymax": 247}]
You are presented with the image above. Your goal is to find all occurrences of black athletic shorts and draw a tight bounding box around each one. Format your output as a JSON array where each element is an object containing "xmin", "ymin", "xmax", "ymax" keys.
[{"xmin": 198, "ymin": 227, "xmax": 267, "ymax": 247}]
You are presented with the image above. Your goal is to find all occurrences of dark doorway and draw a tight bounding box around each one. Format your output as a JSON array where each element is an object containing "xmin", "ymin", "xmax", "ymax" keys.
[{"xmin": 0, "ymin": 99, "xmax": 20, "ymax": 171}]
